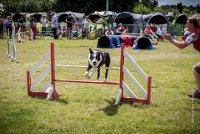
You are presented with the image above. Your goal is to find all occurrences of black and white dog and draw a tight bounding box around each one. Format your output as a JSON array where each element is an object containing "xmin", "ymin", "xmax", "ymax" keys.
[{"xmin": 84, "ymin": 48, "xmax": 110, "ymax": 81}]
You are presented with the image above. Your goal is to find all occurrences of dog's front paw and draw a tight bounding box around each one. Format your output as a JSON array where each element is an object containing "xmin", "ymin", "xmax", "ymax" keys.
[
  {"xmin": 104, "ymin": 78, "xmax": 107, "ymax": 82},
  {"xmin": 84, "ymin": 71, "xmax": 89, "ymax": 77},
  {"xmin": 84, "ymin": 71, "xmax": 90, "ymax": 79}
]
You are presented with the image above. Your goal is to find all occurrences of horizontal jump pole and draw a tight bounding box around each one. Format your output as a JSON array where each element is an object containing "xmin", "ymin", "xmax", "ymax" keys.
[
  {"xmin": 55, "ymin": 64, "xmax": 120, "ymax": 70},
  {"xmin": 54, "ymin": 79, "xmax": 119, "ymax": 85}
]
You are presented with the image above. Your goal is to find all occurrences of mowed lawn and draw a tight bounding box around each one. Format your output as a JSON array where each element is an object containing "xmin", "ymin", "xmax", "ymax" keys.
[{"xmin": 0, "ymin": 37, "xmax": 200, "ymax": 134}]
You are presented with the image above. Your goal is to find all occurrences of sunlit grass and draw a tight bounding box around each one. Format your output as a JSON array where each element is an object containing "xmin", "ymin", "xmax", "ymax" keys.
[{"xmin": 0, "ymin": 37, "xmax": 200, "ymax": 133}]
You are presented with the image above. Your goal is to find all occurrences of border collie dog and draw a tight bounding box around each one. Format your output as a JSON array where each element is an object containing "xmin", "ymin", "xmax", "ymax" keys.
[{"xmin": 84, "ymin": 48, "xmax": 110, "ymax": 81}]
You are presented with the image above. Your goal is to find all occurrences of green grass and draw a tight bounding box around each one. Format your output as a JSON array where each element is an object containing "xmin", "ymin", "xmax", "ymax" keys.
[{"xmin": 0, "ymin": 37, "xmax": 200, "ymax": 134}]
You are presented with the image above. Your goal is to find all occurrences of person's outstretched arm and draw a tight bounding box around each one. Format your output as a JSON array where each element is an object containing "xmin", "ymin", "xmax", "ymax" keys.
[{"xmin": 162, "ymin": 33, "xmax": 197, "ymax": 49}]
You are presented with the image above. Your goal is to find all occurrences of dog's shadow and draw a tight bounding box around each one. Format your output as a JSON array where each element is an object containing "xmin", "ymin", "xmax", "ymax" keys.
[
  {"xmin": 31, "ymin": 96, "xmax": 69, "ymax": 105},
  {"xmin": 99, "ymin": 99, "xmax": 121, "ymax": 116}
]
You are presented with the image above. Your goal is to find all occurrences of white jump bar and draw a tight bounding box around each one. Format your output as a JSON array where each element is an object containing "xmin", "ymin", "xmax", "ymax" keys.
[
  {"xmin": 30, "ymin": 51, "xmax": 50, "ymax": 77},
  {"xmin": 30, "ymin": 65, "xmax": 51, "ymax": 91},
  {"xmin": 124, "ymin": 50, "xmax": 148, "ymax": 82},
  {"xmin": 123, "ymin": 66, "xmax": 147, "ymax": 98},
  {"xmin": 55, "ymin": 64, "xmax": 120, "ymax": 70}
]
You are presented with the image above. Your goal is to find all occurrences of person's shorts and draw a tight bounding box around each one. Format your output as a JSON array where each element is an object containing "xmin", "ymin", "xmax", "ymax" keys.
[
  {"xmin": 193, "ymin": 62, "xmax": 200, "ymax": 74},
  {"xmin": 0, "ymin": 24, "xmax": 3, "ymax": 33}
]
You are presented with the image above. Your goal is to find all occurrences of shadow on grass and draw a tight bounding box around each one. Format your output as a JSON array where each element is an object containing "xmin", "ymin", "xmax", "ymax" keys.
[
  {"xmin": 99, "ymin": 99, "xmax": 134, "ymax": 116},
  {"xmin": 31, "ymin": 96, "xmax": 69, "ymax": 105},
  {"xmin": 100, "ymin": 99, "xmax": 160, "ymax": 116},
  {"xmin": 99, "ymin": 99, "xmax": 119, "ymax": 116}
]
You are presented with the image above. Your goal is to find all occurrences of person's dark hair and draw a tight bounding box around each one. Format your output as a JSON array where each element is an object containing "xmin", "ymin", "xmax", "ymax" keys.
[{"xmin": 188, "ymin": 14, "xmax": 200, "ymax": 28}]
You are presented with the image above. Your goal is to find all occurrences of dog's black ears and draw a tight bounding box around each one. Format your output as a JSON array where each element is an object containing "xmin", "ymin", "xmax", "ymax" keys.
[{"xmin": 89, "ymin": 48, "xmax": 93, "ymax": 54}]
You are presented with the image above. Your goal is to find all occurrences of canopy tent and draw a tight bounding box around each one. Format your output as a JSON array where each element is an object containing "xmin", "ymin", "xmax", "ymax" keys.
[
  {"xmin": 12, "ymin": 13, "xmax": 26, "ymax": 22},
  {"xmin": 173, "ymin": 14, "xmax": 188, "ymax": 24},
  {"xmin": 57, "ymin": 12, "xmax": 78, "ymax": 23},
  {"xmin": 88, "ymin": 13, "xmax": 109, "ymax": 26},
  {"xmin": 141, "ymin": 13, "xmax": 153, "ymax": 25},
  {"xmin": 95, "ymin": 18, "xmax": 104, "ymax": 24},
  {"xmin": 91, "ymin": 11, "xmax": 117, "ymax": 20},
  {"xmin": 13, "ymin": 12, "xmax": 48, "ymax": 23},
  {"xmin": 31, "ymin": 12, "xmax": 47, "ymax": 22},
  {"xmin": 115, "ymin": 12, "xmax": 142, "ymax": 24},
  {"xmin": 57, "ymin": 11, "xmax": 85, "ymax": 23},
  {"xmin": 166, "ymin": 14, "xmax": 174, "ymax": 23},
  {"xmin": 141, "ymin": 12, "xmax": 170, "ymax": 34},
  {"xmin": 114, "ymin": 12, "xmax": 143, "ymax": 33},
  {"xmin": 172, "ymin": 14, "xmax": 188, "ymax": 36},
  {"xmin": 71, "ymin": 11, "xmax": 85, "ymax": 23},
  {"xmin": 145, "ymin": 12, "xmax": 169, "ymax": 25},
  {"xmin": 93, "ymin": 11, "xmax": 116, "ymax": 17}
]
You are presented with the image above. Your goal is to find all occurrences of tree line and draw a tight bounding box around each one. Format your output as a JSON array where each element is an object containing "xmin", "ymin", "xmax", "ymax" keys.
[{"xmin": 0, "ymin": 0, "xmax": 199, "ymax": 17}]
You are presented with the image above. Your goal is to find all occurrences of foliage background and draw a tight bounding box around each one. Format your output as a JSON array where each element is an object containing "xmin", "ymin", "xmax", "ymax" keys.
[{"xmin": 0, "ymin": 0, "xmax": 200, "ymax": 16}]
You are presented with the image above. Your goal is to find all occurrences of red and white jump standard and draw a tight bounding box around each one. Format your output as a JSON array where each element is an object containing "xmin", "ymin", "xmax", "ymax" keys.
[{"xmin": 27, "ymin": 43, "xmax": 152, "ymax": 105}]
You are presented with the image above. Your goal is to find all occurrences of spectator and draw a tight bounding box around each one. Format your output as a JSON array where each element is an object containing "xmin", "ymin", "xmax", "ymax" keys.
[
  {"xmin": 144, "ymin": 25, "xmax": 151, "ymax": 35},
  {"xmin": 150, "ymin": 23, "xmax": 158, "ymax": 38},
  {"xmin": 32, "ymin": 18, "xmax": 37, "ymax": 40},
  {"xmin": 83, "ymin": 17, "xmax": 90, "ymax": 39},
  {"xmin": 162, "ymin": 14, "xmax": 200, "ymax": 99},
  {"xmin": 108, "ymin": 16, "xmax": 116, "ymax": 31},
  {"xmin": 59, "ymin": 25, "xmax": 67, "ymax": 38},
  {"xmin": 50, "ymin": 12, "xmax": 58, "ymax": 39},
  {"xmin": 182, "ymin": 27, "xmax": 191, "ymax": 41},
  {"xmin": 122, "ymin": 26, "xmax": 128, "ymax": 35},
  {"xmin": 40, "ymin": 15, "xmax": 47, "ymax": 35},
  {"xmin": 71, "ymin": 23, "xmax": 80, "ymax": 38},
  {"xmin": 4, "ymin": 16, "xmax": 12, "ymax": 38},
  {"xmin": 105, "ymin": 28, "xmax": 114, "ymax": 36},
  {"xmin": 150, "ymin": 23, "xmax": 157, "ymax": 34},
  {"xmin": 0, "ymin": 15, "xmax": 3, "ymax": 38},
  {"xmin": 17, "ymin": 16, "xmax": 25, "ymax": 32},
  {"xmin": 29, "ymin": 15, "xmax": 36, "ymax": 40},
  {"xmin": 116, "ymin": 23, "xmax": 125, "ymax": 35},
  {"xmin": 144, "ymin": 24, "xmax": 158, "ymax": 44},
  {"xmin": 156, "ymin": 25, "xmax": 164, "ymax": 41},
  {"xmin": 66, "ymin": 14, "xmax": 74, "ymax": 39}
]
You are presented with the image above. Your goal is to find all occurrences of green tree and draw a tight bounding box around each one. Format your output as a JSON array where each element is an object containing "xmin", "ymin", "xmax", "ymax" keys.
[
  {"xmin": 183, "ymin": 8, "xmax": 190, "ymax": 14},
  {"xmin": 177, "ymin": 2, "xmax": 183, "ymax": 13},
  {"xmin": 197, "ymin": 4, "xmax": 200, "ymax": 13},
  {"xmin": 153, "ymin": 6, "xmax": 165, "ymax": 14},
  {"xmin": 133, "ymin": 3, "xmax": 151, "ymax": 14}
]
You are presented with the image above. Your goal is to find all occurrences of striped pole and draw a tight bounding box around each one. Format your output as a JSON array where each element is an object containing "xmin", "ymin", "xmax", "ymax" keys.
[
  {"xmin": 146, "ymin": 76, "xmax": 152, "ymax": 104},
  {"xmin": 27, "ymin": 71, "xmax": 31, "ymax": 96},
  {"xmin": 119, "ymin": 43, "xmax": 125, "ymax": 101},
  {"xmin": 50, "ymin": 42, "xmax": 58, "ymax": 98}
]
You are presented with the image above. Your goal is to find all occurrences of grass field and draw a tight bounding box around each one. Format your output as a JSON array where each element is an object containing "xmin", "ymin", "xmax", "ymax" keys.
[{"xmin": 0, "ymin": 37, "xmax": 200, "ymax": 134}]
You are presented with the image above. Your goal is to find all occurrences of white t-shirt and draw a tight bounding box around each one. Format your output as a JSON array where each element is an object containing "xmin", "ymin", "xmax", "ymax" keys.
[
  {"xmin": 41, "ymin": 18, "xmax": 47, "ymax": 27},
  {"xmin": 51, "ymin": 15, "xmax": 58, "ymax": 28},
  {"xmin": 157, "ymin": 27, "xmax": 164, "ymax": 36},
  {"xmin": 83, "ymin": 19, "xmax": 89, "ymax": 30}
]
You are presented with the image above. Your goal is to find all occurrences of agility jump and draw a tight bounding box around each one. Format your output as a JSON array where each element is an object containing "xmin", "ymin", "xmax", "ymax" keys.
[
  {"xmin": 7, "ymin": 24, "xmax": 17, "ymax": 62},
  {"xmin": 27, "ymin": 43, "xmax": 152, "ymax": 105}
]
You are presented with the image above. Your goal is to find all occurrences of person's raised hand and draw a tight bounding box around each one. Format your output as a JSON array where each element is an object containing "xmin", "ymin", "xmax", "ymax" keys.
[{"xmin": 162, "ymin": 33, "xmax": 171, "ymax": 40}]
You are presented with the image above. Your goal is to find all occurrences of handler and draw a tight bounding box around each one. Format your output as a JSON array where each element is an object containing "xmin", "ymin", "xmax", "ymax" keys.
[{"xmin": 163, "ymin": 14, "xmax": 200, "ymax": 99}]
